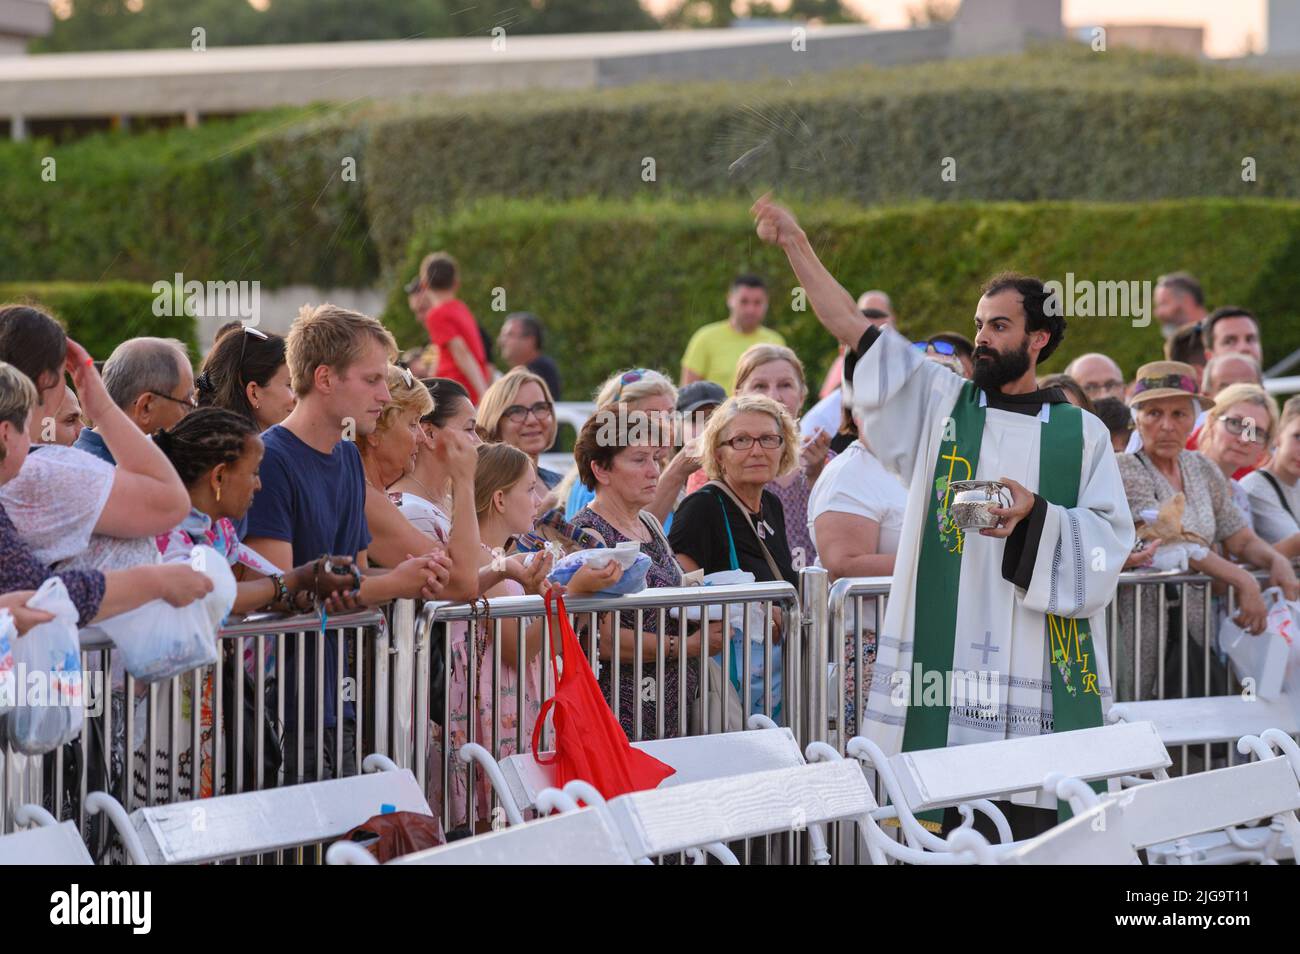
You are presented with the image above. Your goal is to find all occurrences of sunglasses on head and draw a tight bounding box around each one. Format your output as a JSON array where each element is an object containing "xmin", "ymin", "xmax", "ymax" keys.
[
  {"xmin": 613, "ymin": 369, "xmax": 651, "ymax": 402},
  {"xmin": 912, "ymin": 339, "xmax": 957, "ymax": 356},
  {"xmin": 236, "ymin": 325, "xmax": 269, "ymax": 389}
]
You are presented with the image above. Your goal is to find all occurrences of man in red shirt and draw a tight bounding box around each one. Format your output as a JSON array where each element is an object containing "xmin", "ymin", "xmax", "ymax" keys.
[{"xmin": 410, "ymin": 251, "xmax": 491, "ymax": 402}]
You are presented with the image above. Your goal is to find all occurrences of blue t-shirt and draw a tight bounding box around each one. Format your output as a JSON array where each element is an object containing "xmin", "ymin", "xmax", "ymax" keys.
[
  {"xmin": 245, "ymin": 424, "xmax": 372, "ymax": 729},
  {"xmin": 72, "ymin": 428, "xmax": 116, "ymax": 465}
]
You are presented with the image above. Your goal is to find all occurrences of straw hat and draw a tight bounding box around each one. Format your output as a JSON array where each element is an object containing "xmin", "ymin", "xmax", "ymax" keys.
[{"xmin": 1127, "ymin": 360, "xmax": 1212, "ymax": 409}]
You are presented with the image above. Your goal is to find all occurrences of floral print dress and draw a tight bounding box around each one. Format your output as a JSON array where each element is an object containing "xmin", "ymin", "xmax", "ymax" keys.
[
  {"xmin": 428, "ymin": 574, "xmax": 543, "ymax": 833},
  {"xmin": 569, "ymin": 507, "xmax": 697, "ymax": 741}
]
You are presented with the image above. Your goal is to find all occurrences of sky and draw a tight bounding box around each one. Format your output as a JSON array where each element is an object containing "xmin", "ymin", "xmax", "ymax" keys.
[
  {"xmin": 643, "ymin": 1, "xmax": 1269, "ymax": 58},
  {"xmin": 847, "ymin": 0, "xmax": 1267, "ymax": 57}
]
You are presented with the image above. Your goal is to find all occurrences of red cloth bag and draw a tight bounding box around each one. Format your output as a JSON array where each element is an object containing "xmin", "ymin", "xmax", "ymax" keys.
[{"xmin": 531, "ymin": 590, "xmax": 675, "ymax": 798}]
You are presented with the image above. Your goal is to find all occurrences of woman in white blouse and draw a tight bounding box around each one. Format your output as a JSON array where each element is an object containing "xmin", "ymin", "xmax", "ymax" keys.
[
  {"xmin": 1241, "ymin": 395, "xmax": 1300, "ymax": 559},
  {"xmin": 805, "ymin": 411, "xmax": 907, "ymax": 735}
]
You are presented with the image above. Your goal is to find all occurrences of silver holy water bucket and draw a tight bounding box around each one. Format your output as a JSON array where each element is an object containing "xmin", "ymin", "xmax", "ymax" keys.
[{"xmin": 948, "ymin": 479, "xmax": 1013, "ymax": 530}]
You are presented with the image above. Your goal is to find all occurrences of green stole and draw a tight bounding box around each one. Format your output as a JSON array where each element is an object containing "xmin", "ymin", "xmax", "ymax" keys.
[{"xmin": 902, "ymin": 381, "xmax": 1104, "ymax": 826}]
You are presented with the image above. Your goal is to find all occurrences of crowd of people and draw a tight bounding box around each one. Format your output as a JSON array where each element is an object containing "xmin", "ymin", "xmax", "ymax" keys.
[{"xmin": 1, "ymin": 233, "xmax": 1295, "ymax": 834}]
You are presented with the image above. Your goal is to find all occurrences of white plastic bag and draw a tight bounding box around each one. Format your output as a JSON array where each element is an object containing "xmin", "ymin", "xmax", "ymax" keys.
[
  {"xmin": 1219, "ymin": 586, "xmax": 1292, "ymax": 700},
  {"xmin": 547, "ymin": 544, "xmax": 649, "ymax": 595},
  {"xmin": 0, "ymin": 608, "xmax": 17, "ymax": 717},
  {"xmin": 1, "ymin": 577, "xmax": 84, "ymax": 755},
  {"xmin": 670, "ymin": 570, "xmax": 767, "ymax": 641},
  {"xmin": 90, "ymin": 545, "xmax": 236, "ymax": 684}
]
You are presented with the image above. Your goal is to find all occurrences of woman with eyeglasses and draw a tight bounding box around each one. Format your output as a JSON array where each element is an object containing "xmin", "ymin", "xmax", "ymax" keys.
[
  {"xmin": 1241, "ymin": 396, "xmax": 1300, "ymax": 560},
  {"xmin": 195, "ymin": 325, "xmax": 296, "ymax": 431},
  {"xmin": 476, "ymin": 368, "xmax": 563, "ymax": 492},
  {"xmin": 670, "ymin": 394, "xmax": 799, "ymax": 717},
  {"xmin": 1116, "ymin": 362, "xmax": 1298, "ymax": 701},
  {"xmin": 358, "ymin": 366, "xmax": 480, "ymax": 600},
  {"xmin": 1197, "ymin": 384, "xmax": 1280, "ymax": 525},
  {"xmin": 727, "ymin": 344, "xmax": 829, "ymax": 569},
  {"xmin": 561, "ymin": 367, "xmax": 698, "ymax": 525}
]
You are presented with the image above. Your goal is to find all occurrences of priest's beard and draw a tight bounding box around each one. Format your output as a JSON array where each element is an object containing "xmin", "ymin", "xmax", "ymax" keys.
[{"xmin": 972, "ymin": 337, "xmax": 1032, "ymax": 391}]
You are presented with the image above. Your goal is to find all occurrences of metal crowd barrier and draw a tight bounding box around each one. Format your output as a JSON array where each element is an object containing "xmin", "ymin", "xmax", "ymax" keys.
[
  {"xmin": 2, "ymin": 563, "xmax": 1289, "ymax": 862},
  {"xmin": 808, "ymin": 568, "xmax": 1283, "ymax": 773},
  {"xmin": 0, "ymin": 608, "xmax": 391, "ymax": 856},
  {"xmin": 406, "ymin": 581, "xmax": 800, "ymax": 836}
]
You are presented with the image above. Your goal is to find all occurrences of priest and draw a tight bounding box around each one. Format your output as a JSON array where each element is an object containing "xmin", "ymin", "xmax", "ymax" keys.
[{"xmin": 753, "ymin": 195, "xmax": 1135, "ymax": 834}]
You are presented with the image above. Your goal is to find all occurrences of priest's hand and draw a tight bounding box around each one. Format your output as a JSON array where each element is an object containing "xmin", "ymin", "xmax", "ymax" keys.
[
  {"xmin": 752, "ymin": 192, "xmax": 805, "ymax": 250},
  {"xmin": 980, "ymin": 476, "xmax": 1035, "ymax": 538}
]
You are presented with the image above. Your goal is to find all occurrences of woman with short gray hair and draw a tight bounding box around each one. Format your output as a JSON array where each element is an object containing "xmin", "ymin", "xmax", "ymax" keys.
[{"xmin": 0, "ymin": 359, "xmax": 212, "ymax": 629}]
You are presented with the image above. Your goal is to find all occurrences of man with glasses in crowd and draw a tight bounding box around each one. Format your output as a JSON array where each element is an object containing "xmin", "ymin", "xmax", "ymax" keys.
[
  {"xmin": 73, "ymin": 336, "xmax": 195, "ymax": 464},
  {"xmin": 1064, "ymin": 353, "xmax": 1126, "ymax": 403}
]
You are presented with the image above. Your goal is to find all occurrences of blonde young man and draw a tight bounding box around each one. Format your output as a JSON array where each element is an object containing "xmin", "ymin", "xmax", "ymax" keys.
[{"xmin": 243, "ymin": 303, "xmax": 453, "ymax": 776}]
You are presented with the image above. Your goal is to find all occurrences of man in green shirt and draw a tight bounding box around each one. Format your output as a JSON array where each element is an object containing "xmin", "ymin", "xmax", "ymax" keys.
[{"xmin": 681, "ymin": 274, "xmax": 785, "ymax": 393}]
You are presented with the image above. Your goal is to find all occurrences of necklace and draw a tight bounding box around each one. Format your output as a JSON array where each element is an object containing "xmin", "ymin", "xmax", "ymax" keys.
[
  {"xmin": 591, "ymin": 499, "xmax": 648, "ymax": 543},
  {"xmin": 402, "ymin": 472, "xmax": 448, "ymax": 510}
]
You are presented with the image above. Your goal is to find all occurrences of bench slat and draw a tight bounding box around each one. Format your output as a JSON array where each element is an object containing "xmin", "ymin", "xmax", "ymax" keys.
[
  {"xmin": 1113, "ymin": 756, "xmax": 1300, "ymax": 849},
  {"xmin": 1109, "ymin": 697, "xmax": 1300, "ymax": 746},
  {"xmin": 893, "ymin": 722, "xmax": 1171, "ymax": 811},
  {"xmin": 135, "ymin": 769, "xmax": 430, "ymax": 864},
  {"xmin": 390, "ymin": 808, "xmax": 633, "ymax": 865},
  {"xmin": 0, "ymin": 821, "xmax": 93, "ymax": 865},
  {"xmin": 606, "ymin": 759, "xmax": 873, "ymax": 857},
  {"xmin": 503, "ymin": 727, "xmax": 806, "ymax": 811}
]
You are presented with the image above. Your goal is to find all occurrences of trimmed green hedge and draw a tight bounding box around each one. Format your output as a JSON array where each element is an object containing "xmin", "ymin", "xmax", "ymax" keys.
[
  {"xmin": 2, "ymin": 45, "xmax": 1300, "ymax": 292},
  {"xmin": 384, "ymin": 197, "xmax": 1300, "ymax": 399},
  {"xmin": 0, "ymin": 107, "xmax": 375, "ymax": 288},
  {"xmin": 362, "ymin": 45, "xmax": 1300, "ymax": 268},
  {"xmin": 0, "ymin": 282, "xmax": 197, "ymax": 362}
]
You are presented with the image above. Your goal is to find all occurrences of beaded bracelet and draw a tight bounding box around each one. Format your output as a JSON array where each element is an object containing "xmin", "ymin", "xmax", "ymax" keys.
[{"xmin": 269, "ymin": 573, "xmax": 289, "ymax": 609}]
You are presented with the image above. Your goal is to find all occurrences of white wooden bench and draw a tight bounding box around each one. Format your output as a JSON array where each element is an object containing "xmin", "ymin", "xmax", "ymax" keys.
[
  {"xmin": 842, "ymin": 721, "xmax": 1172, "ymax": 853},
  {"xmin": 460, "ymin": 718, "xmax": 836, "ymax": 861},
  {"xmin": 87, "ymin": 754, "xmax": 432, "ymax": 865},
  {"xmin": 460, "ymin": 719, "xmax": 806, "ymax": 824},
  {"xmin": 326, "ymin": 807, "xmax": 635, "ymax": 866},
  {"xmin": 0, "ymin": 805, "xmax": 93, "ymax": 865},
  {"xmin": 948, "ymin": 800, "xmax": 1139, "ymax": 865},
  {"xmin": 1108, "ymin": 695, "xmax": 1300, "ymax": 747}
]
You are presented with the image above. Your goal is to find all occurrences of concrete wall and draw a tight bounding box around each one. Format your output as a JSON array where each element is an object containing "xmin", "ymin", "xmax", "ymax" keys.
[
  {"xmin": 192, "ymin": 285, "xmax": 388, "ymax": 355},
  {"xmin": 0, "ymin": 0, "xmax": 49, "ymax": 53},
  {"xmin": 596, "ymin": 25, "xmax": 951, "ymax": 86},
  {"xmin": 950, "ymin": 0, "xmax": 1063, "ymax": 58},
  {"xmin": 1270, "ymin": 0, "xmax": 1300, "ymax": 55},
  {"xmin": 0, "ymin": 23, "xmax": 968, "ymax": 125}
]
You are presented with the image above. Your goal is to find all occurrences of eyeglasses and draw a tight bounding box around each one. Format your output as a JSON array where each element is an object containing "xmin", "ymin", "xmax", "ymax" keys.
[
  {"xmin": 912, "ymin": 339, "xmax": 957, "ymax": 356},
  {"xmin": 501, "ymin": 400, "xmax": 554, "ymax": 424},
  {"xmin": 236, "ymin": 325, "xmax": 269, "ymax": 389},
  {"xmin": 148, "ymin": 390, "xmax": 198, "ymax": 413},
  {"xmin": 721, "ymin": 433, "xmax": 784, "ymax": 451},
  {"xmin": 1217, "ymin": 414, "xmax": 1271, "ymax": 445},
  {"xmin": 1081, "ymin": 379, "xmax": 1125, "ymax": 396}
]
